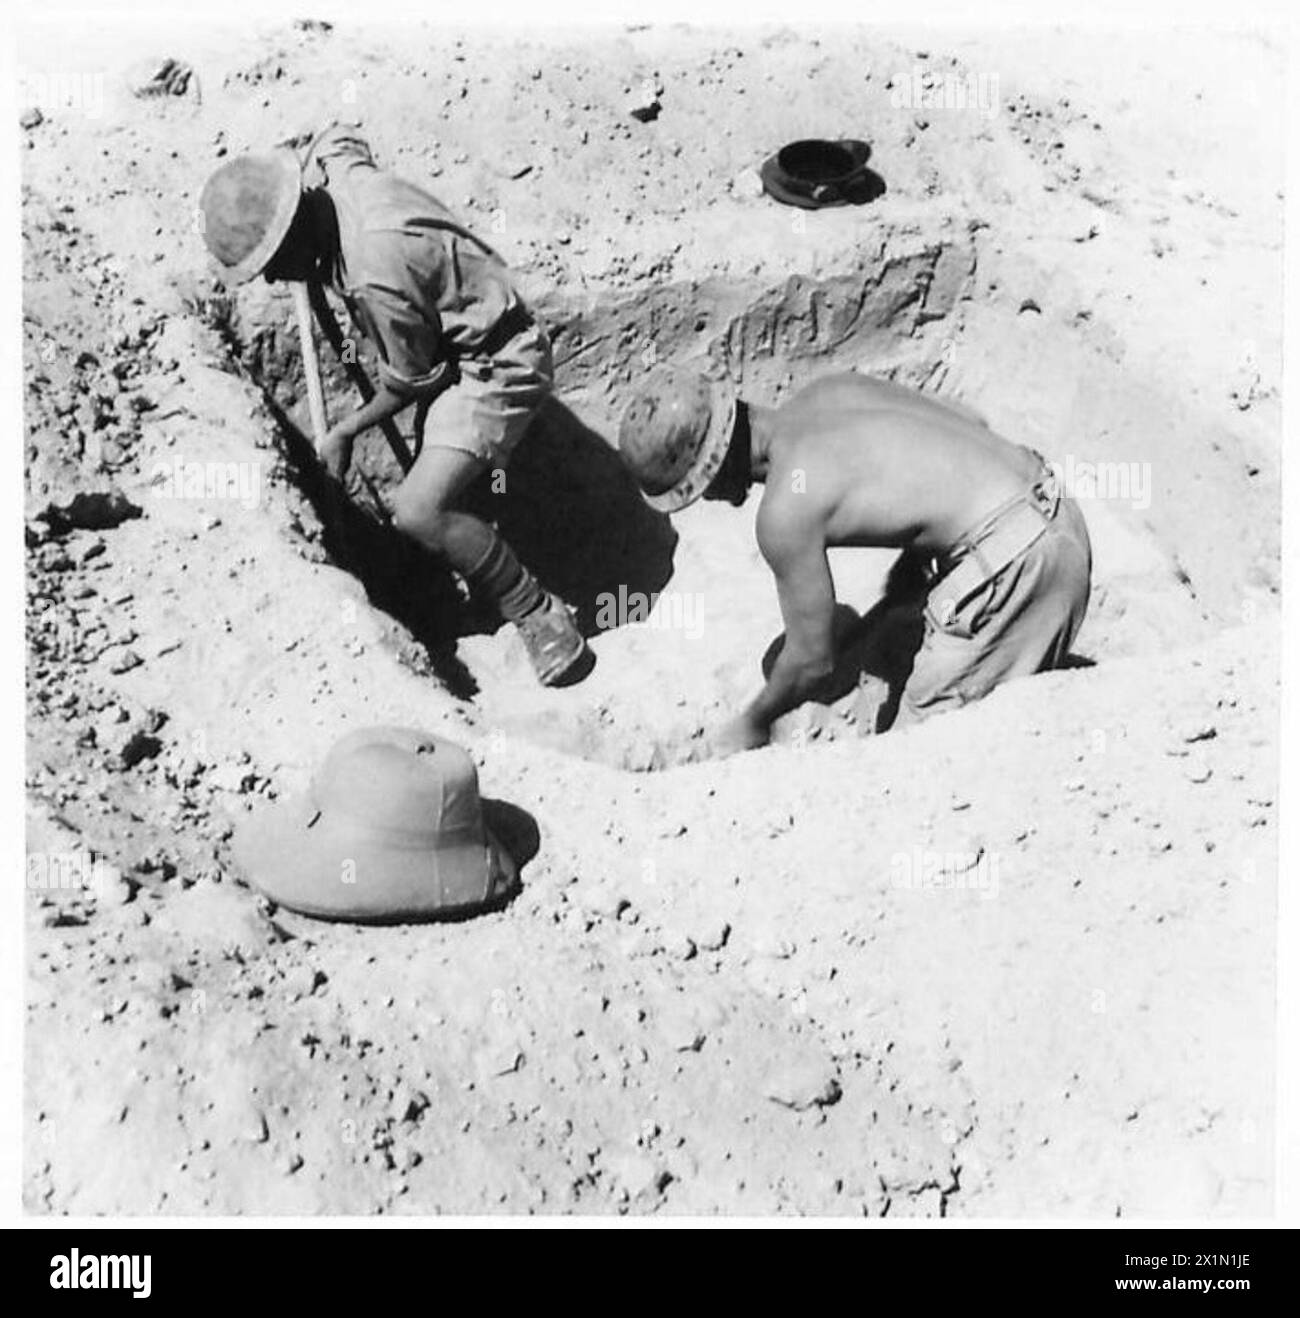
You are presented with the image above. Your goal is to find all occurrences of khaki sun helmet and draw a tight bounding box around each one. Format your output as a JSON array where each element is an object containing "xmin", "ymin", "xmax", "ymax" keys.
[
  {"xmin": 617, "ymin": 366, "xmax": 738, "ymax": 513},
  {"xmin": 198, "ymin": 150, "xmax": 303, "ymax": 285},
  {"xmin": 232, "ymin": 726, "xmax": 519, "ymax": 923}
]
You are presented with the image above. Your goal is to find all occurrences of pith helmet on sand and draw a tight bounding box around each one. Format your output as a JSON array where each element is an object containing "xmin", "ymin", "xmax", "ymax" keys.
[
  {"xmin": 617, "ymin": 366, "xmax": 738, "ymax": 513},
  {"xmin": 199, "ymin": 150, "xmax": 302, "ymax": 285},
  {"xmin": 233, "ymin": 727, "xmax": 519, "ymax": 923}
]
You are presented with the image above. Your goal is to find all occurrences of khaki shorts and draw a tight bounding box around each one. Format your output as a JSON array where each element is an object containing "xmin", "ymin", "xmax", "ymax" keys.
[
  {"xmin": 417, "ymin": 320, "xmax": 553, "ymax": 469},
  {"xmin": 895, "ymin": 477, "xmax": 1092, "ymax": 726}
]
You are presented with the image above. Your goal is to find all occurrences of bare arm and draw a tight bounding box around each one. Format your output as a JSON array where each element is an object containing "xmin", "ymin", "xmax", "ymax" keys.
[
  {"xmin": 328, "ymin": 383, "xmax": 409, "ymax": 445},
  {"xmin": 319, "ymin": 383, "xmax": 411, "ymax": 479},
  {"xmin": 741, "ymin": 495, "xmax": 837, "ymax": 736}
]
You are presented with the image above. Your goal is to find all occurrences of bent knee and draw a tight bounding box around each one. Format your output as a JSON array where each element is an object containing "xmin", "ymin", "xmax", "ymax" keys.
[{"xmin": 390, "ymin": 491, "xmax": 453, "ymax": 546}]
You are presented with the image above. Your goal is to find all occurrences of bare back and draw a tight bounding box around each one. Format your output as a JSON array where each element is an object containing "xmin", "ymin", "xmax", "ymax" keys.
[{"xmin": 761, "ymin": 373, "xmax": 1041, "ymax": 554}]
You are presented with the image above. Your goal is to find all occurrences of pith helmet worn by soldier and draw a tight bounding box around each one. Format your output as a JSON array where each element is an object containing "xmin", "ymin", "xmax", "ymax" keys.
[
  {"xmin": 617, "ymin": 366, "xmax": 737, "ymax": 513},
  {"xmin": 199, "ymin": 150, "xmax": 302, "ymax": 285},
  {"xmin": 233, "ymin": 727, "xmax": 519, "ymax": 922}
]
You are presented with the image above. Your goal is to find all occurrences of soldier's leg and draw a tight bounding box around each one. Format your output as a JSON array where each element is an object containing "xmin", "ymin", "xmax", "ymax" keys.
[
  {"xmin": 389, "ymin": 443, "xmax": 545, "ymax": 622},
  {"xmin": 391, "ymin": 373, "xmax": 588, "ymax": 685}
]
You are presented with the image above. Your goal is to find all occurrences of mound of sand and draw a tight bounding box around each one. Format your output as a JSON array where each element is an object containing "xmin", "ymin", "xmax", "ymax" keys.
[{"xmin": 22, "ymin": 20, "xmax": 1280, "ymax": 1215}]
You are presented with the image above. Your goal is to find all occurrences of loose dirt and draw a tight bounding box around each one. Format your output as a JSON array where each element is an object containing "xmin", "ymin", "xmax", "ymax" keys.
[{"xmin": 22, "ymin": 20, "xmax": 1280, "ymax": 1215}]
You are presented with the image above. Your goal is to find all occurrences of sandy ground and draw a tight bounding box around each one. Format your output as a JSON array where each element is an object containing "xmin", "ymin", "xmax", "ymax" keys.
[{"xmin": 21, "ymin": 20, "xmax": 1280, "ymax": 1215}]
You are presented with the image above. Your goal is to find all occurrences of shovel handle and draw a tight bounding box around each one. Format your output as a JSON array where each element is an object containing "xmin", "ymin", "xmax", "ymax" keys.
[{"xmin": 293, "ymin": 281, "xmax": 330, "ymax": 453}]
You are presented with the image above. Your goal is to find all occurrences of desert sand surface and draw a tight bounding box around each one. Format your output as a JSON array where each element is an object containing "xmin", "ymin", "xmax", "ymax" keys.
[{"xmin": 22, "ymin": 19, "xmax": 1280, "ymax": 1215}]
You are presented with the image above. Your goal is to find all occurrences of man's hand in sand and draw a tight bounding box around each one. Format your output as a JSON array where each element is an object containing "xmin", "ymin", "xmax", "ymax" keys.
[
  {"xmin": 319, "ymin": 427, "xmax": 355, "ymax": 482},
  {"xmin": 708, "ymin": 713, "xmax": 769, "ymax": 759}
]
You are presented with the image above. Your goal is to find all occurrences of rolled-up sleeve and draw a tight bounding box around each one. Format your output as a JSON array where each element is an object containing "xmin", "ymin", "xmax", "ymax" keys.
[
  {"xmin": 301, "ymin": 122, "xmax": 375, "ymax": 187},
  {"xmin": 348, "ymin": 282, "xmax": 452, "ymax": 399}
]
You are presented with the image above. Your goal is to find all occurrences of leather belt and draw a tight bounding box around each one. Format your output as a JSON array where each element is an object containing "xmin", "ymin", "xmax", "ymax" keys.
[{"xmin": 925, "ymin": 472, "xmax": 1061, "ymax": 627}]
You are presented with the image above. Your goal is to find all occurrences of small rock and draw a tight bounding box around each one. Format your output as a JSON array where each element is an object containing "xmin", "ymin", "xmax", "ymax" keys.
[
  {"xmin": 127, "ymin": 56, "xmax": 196, "ymax": 99},
  {"xmin": 41, "ymin": 488, "xmax": 142, "ymax": 532},
  {"xmin": 602, "ymin": 1148, "xmax": 665, "ymax": 1199},
  {"xmin": 664, "ymin": 930, "xmax": 697, "ymax": 960},
  {"xmin": 763, "ymin": 1056, "xmax": 842, "ymax": 1111},
  {"xmin": 284, "ymin": 964, "xmax": 323, "ymax": 999},
  {"xmin": 495, "ymin": 156, "xmax": 534, "ymax": 180},
  {"xmin": 625, "ymin": 80, "xmax": 663, "ymax": 122},
  {"xmin": 393, "ymin": 1086, "xmax": 431, "ymax": 1123},
  {"xmin": 475, "ymin": 1042, "xmax": 524, "ymax": 1079},
  {"xmin": 241, "ymin": 1105, "xmax": 269, "ymax": 1143},
  {"xmin": 657, "ymin": 1005, "xmax": 705, "ymax": 1053},
  {"xmin": 210, "ymin": 761, "xmax": 254, "ymax": 794},
  {"xmin": 579, "ymin": 883, "xmax": 628, "ymax": 920},
  {"xmin": 102, "ymin": 724, "xmax": 162, "ymax": 769},
  {"xmin": 20, "ymin": 107, "xmax": 44, "ymax": 131},
  {"xmin": 103, "ymin": 647, "xmax": 144, "ymax": 676},
  {"xmin": 1182, "ymin": 722, "xmax": 1217, "ymax": 744},
  {"xmin": 101, "ymin": 865, "xmax": 137, "ymax": 907},
  {"xmin": 730, "ymin": 167, "xmax": 764, "ymax": 199}
]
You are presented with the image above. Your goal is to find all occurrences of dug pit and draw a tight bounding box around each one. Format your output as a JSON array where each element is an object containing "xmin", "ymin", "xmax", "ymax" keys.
[
  {"xmin": 21, "ymin": 19, "xmax": 1282, "ymax": 1220},
  {"xmin": 198, "ymin": 211, "xmax": 1231, "ymax": 772}
]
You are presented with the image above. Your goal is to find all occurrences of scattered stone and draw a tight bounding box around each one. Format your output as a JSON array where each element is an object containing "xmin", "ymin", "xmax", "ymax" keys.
[
  {"xmin": 602, "ymin": 1148, "xmax": 666, "ymax": 1200},
  {"xmin": 664, "ymin": 930, "xmax": 697, "ymax": 960},
  {"xmin": 578, "ymin": 883, "xmax": 629, "ymax": 920},
  {"xmin": 210, "ymin": 761, "xmax": 255, "ymax": 794},
  {"xmin": 41, "ymin": 488, "xmax": 142, "ymax": 533},
  {"xmin": 763, "ymin": 1056, "xmax": 842, "ymax": 1111},
  {"xmin": 103, "ymin": 647, "xmax": 144, "ymax": 676},
  {"xmin": 68, "ymin": 534, "xmax": 107, "ymax": 566},
  {"xmin": 100, "ymin": 865, "xmax": 138, "ymax": 907},
  {"xmin": 20, "ymin": 107, "xmax": 44, "ymax": 131},
  {"xmin": 625, "ymin": 79, "xmax": 663, "ymax": 122},
  {"xmin": 494, "ymin": 156, "xmax": 534, "ymax": 181},
  {"xmin": 127, "ymin": 56, "xmax": 197, "ymax": 100},
  {"xmin": 393, "ymin": 1086, "xmax": 431, "ymax": 1123},
  {"xmin": 284, "ymin": 964, "xmax": 324, "ymax": 999},
  {"xmin": 730, "ymin": 166, "xmax": 764, "ymax": 199},
  {"xmin": 114, "ymin": 727, "xmax": 163, "ymax": 769},
  {"xmin": 43, "ymin": 909, "xmax": 88, "ymax": 929},
  {"xmin": 241, "ymin": 1105, "xmax": 269, "ymax": 1144},
  {"xmin": 475, "ymin": 1042, "xmax": 524, "ymax": 1079},
  {"xmin": 657, "ymin": 1006, "xmax": 705, "ymax": 1053},
  {"xmin": 693, "ymin": 916, "xmax": 730, "ymax": 951}
]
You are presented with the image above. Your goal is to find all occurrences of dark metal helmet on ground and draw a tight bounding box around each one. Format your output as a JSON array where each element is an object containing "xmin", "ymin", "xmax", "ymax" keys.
[
  {"xmin": 616, "ymin": 366, "xmax": 737, "ymax": 513},
  {"xmin": 199, "ymin": 150, "xmax": 302, "ymax": 285},
  {"xmin": 233, "ymin": 726, "xmax": 519, "ymax": 922}
]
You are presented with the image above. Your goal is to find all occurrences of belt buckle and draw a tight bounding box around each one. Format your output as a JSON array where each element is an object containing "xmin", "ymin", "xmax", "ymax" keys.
[
  {"xmin": 1032, "ymin": 470, "xmax": 1061, "ymax": 518},
  {"xmin": 929, "ymin": 544, "xmax": 965, "ymax": 584}
]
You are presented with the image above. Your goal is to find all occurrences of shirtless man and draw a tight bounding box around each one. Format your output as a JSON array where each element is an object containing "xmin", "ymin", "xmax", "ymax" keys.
[{"xmin": 617, "ymin": 368, "xmax": 1092, "ymax": 756}]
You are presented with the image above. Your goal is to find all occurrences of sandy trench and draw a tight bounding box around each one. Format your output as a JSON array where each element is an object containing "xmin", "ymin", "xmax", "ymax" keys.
[{"xmin": 21, "ymin": 20, "xmax": 1281, "ymax": 1215}]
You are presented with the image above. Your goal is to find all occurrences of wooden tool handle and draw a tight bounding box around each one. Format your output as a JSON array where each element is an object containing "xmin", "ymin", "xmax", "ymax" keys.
[
  {"xmin": 293, "ymin": 281, "xmax": 329, "ymax": 453},
  {"xmin": 307, "ymin": 281, "xmax": 414, "ymax": 473}
]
